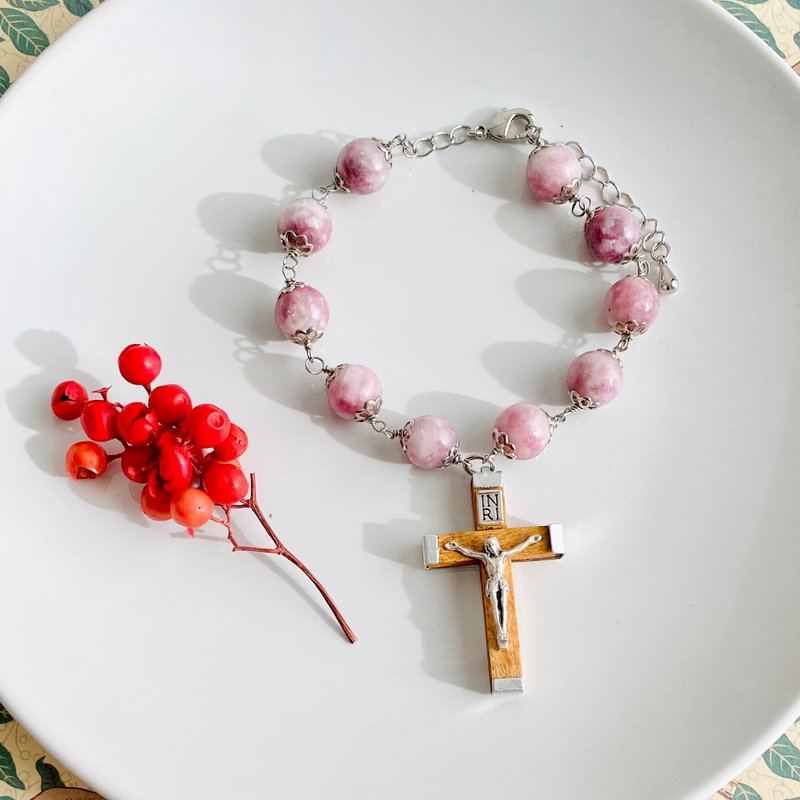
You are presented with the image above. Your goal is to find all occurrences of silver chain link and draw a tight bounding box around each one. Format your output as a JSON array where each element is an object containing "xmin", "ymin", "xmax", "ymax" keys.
[
  {"xmin": 368, "ymin": 416, "xmax": 403, "ymax": 440},
  {"xmin": 565, "ymin": 140, "xmax": 675, "ymax": 286},
  {"xmin": 454, "ymin": 450, "xmax": 498, "ymax": 476},
  {"xmin": 303, "ymin": 344, "xmax": 331, "ymax": 377},
  {"xmin": 276, "ymin": 108, "xmax": 676, "ymax": 476},
  {"xmin": 611, "ymin": 332, "xmax": 633, "ymax": 356},
  {"xmin": 311, "ymin": 180, "xmax": 342, "ymax": 203},
  {"xmin": 281, "ymin": 249, "xmax": 301, "ymax": 285},
  {"xmin": 549, "ymin": 403, "xmax": 581, "ymax": 430},
  {"xmin": 375, "ymin": 123, "xmax": 489, "ymax": 161}
]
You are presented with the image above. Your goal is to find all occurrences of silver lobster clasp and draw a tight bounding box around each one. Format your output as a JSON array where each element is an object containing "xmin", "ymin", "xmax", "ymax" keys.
[{"xmin": 487, "ymin": 108, "xmax": 535, "ymax": 143}]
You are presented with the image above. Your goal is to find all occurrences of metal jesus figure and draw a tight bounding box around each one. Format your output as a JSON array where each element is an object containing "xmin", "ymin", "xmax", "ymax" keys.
[
  {"xmin": 445, "ymin": 534, "xmax": 542, "ymax": 649},
  {"xmin": 424, "ymin": 470, "xmax": 564, "ymax": 693}
]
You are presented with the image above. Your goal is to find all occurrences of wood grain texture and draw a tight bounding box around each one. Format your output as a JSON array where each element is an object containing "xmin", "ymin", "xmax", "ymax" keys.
[
  {"xmin": 426, "ymin": 525, "xmax": 562, "ymax": 691},
  {"xmin": 425, "ymin": 526, "xmax": 562, "ymax": 570},
  {"xmin": 480, "ymin": 559, "xmax": 523, "ymax": 686}
]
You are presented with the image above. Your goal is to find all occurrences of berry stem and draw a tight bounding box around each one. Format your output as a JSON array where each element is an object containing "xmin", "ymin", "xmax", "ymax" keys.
[{"xmin": 222, "ymin": 474, "xmax": 357, "ymax": 644}]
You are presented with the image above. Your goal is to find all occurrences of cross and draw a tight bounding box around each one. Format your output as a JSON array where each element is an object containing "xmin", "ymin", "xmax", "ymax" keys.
[{"xmin": 422, "ymin": 470, "xmax": 564, "ymax": 694}]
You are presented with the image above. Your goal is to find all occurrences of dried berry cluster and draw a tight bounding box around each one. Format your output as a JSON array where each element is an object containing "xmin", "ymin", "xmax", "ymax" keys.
[
  {"xmin": 52, "ymin": 344, "xmax": 250, "ymax": 535},
  {"xmin": 51, "ymin": 344, "xmax": 355, "ymax": 642}
]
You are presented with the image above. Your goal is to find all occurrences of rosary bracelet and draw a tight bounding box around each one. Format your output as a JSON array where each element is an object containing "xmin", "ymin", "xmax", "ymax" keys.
[
  {"xmin": 271, "ymin": 107, "xmax": 677, "ymax": 477},
  {"xmin": 269, "ymin": 107, "xmax": 678, "ymax": 692}
]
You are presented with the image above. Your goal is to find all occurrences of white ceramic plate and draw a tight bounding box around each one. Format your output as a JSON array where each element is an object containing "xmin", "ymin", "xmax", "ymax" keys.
[{"xmin": 2, "ymin": 1, "xmax": 799, "ymax": 798}]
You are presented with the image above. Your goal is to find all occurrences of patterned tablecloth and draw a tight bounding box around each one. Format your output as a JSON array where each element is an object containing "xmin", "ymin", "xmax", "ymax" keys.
[{"xmin": 1, "ymin": 2, "xmax": 798, "ymax": 798}]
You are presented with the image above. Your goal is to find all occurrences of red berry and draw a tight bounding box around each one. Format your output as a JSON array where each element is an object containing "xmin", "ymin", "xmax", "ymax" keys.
[
  {"xmin": 51, "ymin": 380, "xmax": 89, "ymax": 421},
  {"xmin": 118, "ymin": 343, "xmax": 162, "ymax": 386},
  {"xmin": 202, "ymin": 453, "xmax": 240, "ymax": 471},
  {"xmin": 155, "ymin": 426, "xmax": 179, "ymax": 449},
  {"xmin": 65, "ymin": 441, "xmax": 108, "ymax": 480},
  {"xmin": 159, "ymin": 442, "xmax": 194, "ymax": 492},
  {"xmin": 170, "ymin": 487, "xmax": 214, "ymax": 529},
  {"xmin": 214, "ymin": 423, "xmax": 248, "ymax": 460},
  {"xmin": 121, "ymin": 445, "xmax": 157, "ymax": 484},
  {"xmin": 185, "ymin": 403, "xmax": 231, "ymax": 448},
  {"xmin": 140, "ymin": 485, "xmax": 172, "ymax": 521},
  {"xmin": 80, "ymin": 399, "xmax": 119, "ymax": 442},
  {"xmin": 203, "ymin": 461, "xmax": 249, "ymax": 505},
  {"xmin": 147, "ymin": 465, "xmax": 162, "ymax": 497},
  {"xmin": 149, "ymin": 384, "xmax": 192, "ymax": 424},
  {"xmin": 117, "ymin": 402, "xmax": 159, "ymax": 446}
]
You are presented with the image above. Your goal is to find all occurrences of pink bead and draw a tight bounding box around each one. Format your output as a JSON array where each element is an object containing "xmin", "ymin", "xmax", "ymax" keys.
[
  {"xmin": 274, "ymin": 283, "xmax": 330, "ymax": 344},
  {"xmin": 401, "ymin": 415, "xmax": 458, "ymax": 470},
  {"xmin": 584, "ymin": 206, "xmax": 641, "ymax": 263},
  {"xmin": 526, "ymin": 144, "xmax": 581, "ymax": 202},
  {"xmin": 326, "ymin": 364, "xmax": 382, "ymax": 421},
  {"xmin": 277, "ymin": 198, "xmax": 332, "ymax": 254},
  {"xmin": 566, "ymin": 350, "xmax": 623, "ymax": 407},
  {"xmin": 494, "ymin": 404, "xmax": 551, "ymax": 461},
  {"xmin": 336, "ymin": 138, "xmax": 391, "ymax": 195},
  {"xmin": 604, "ymin": 276, "xmax": 660, "ymax": 332}
]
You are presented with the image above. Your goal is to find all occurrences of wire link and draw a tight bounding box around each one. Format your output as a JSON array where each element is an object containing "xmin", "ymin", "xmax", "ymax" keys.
[
  {"xmin": 457, "ymin": 452, "xmax": 498, "ymax": 476},
  {"xmin": 303, "ymin": 344, "xmax": 331, "ymax": 377},
  {"xmin": 376, "ymin": 113, "xmax": 673, "ymax": 290},
  {"xmin": 312, "ymin": 176, "xmax": 348, "ymax": 202},
  {"xmin": 376, "ymin": 122, "xmax": 489, "ymax": 161},
  {"xmin": 368, "ymin": 416, "xmax": 403, "ymax": 440},
  {"xmin": 549, "ymin": 404, "xmax": 580, "ymax": 430},
  {"xmin": 279, "ymin": 108, "xmax": 680, "ymax": 476},
  {"xmin": 566, "ymin": 138, "xmax": 674, "ymax": 289},
  {"xmin": 611, "ymin": 332, "xmax": 633, "ymax": 356},
  {"xmin": 281, "ymin": 249, "xmax": 302, "ymax": 285}
]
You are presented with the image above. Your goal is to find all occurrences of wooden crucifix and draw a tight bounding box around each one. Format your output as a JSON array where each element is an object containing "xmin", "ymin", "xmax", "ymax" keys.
[{"xmin": 423, "ymin": 471, "xmax": 564, "ymax": 694}]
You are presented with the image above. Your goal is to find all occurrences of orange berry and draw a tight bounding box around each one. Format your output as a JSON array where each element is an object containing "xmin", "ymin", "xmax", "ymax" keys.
[{"xmin": 170, "ymin": 487, "xmax": 214, "ymax": 529}]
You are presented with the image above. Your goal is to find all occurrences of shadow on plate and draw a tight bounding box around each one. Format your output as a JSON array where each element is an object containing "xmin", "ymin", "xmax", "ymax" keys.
[
  {"xmin": 362, "ymin": 468, "xmax": 492, "ymax": 694},
  {"xmin": 7, "ymin": 329, "xmax": 148, "ymax": 527}
]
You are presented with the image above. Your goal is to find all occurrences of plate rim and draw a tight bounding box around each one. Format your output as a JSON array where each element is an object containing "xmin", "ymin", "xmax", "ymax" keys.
[{"xmin": 0, "ymin": 1, "xmax": 799, "ymax": 798}]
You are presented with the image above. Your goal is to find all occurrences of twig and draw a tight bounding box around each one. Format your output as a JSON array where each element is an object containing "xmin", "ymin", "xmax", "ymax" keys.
[{"xmin": 215, "ymin": 474, "xmax": 357, "ymax": 644}]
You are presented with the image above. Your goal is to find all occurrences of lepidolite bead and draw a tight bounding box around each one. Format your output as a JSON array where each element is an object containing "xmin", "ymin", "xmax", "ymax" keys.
[
  {"xmin": 336, "ymin": 138, "xmax": 391, "ymax": 195},
  {"xmin": 402, "ymin": 415, "xmax": 457, "ymax": 470},
  {"xmin": 526, "ymin": 144, "xmax": 581, "ymax": 202},
  {"xmin": 584, "ymin": 205, "xmax": 641, "ymax": 263},
  {"xmin": 326, "ymin": 364, "xmax": 382, "ymax": 421},
  {"xmin": 276, "ymin": 198, "xmax": 332, "ymax": 253},
  {"xmin": 274, "ymin": 284, "xmax": 330, "ymax": 344},
  {"xmin": 566, "ymin": 350, "xmax": 622, "ymax": 407},
  {"xmin": 604, "ymin": 276, "xmax": 660, "ymax": 332},
  {"xmin": 494, "ymin": 403, "xmax": 551, "ymax": 460}
]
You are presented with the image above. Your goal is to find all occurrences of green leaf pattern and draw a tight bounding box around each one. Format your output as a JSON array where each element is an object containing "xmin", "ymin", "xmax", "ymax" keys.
[
  {"xmin": 734, "ymin": 783, "xmax": 764, "ymax": 800},
  {"xmin": 0, "ymin": 7, "xmax": 49, "ymax": 56},
  {"xmin": 764, "ymin": 735, "xmax": 800, "ymax": 781},
  {"xmin": 6, "ymin": 0, "xmax": 59, "ymax": 10},
  {"xmin": 0, "ymin": 743, "xmax": 23, "ymax": 790},
  {"xmin": 36, "ymin": 755, "xmax": 66, "ymax": 790},
  {"xmin": 0, "ymin": 4, "xmax": 796, "ymax": 800},
  {"xmin": 0, "ymin": 0, "xmax": 104, "ymax": 92},
  {"xmin": 719, "ymin": 1, "xmax": 786, "ymax": 57},
  {"xmin": 64, "ymin": 0, "xmax": 91, "ymax": 15}
]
